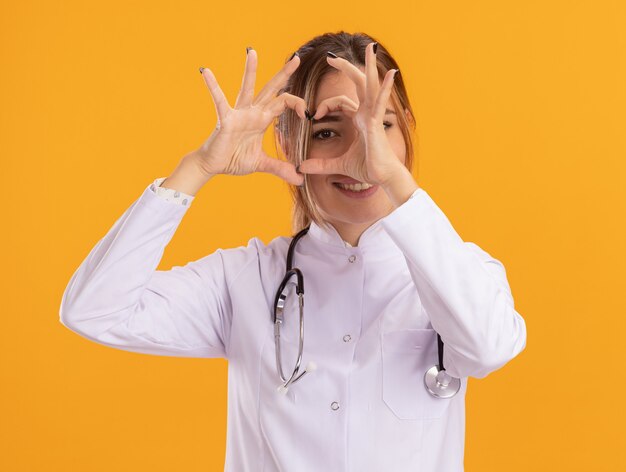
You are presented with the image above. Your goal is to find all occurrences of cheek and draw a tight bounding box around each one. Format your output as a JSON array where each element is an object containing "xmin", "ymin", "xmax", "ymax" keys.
[
  {"xmin": 305, "ymin": 178, "xmax": 334, "ymax": 216},
  {"xmin": 309, "ymin": 145, "xmax": 344, "ymax": 160},
  {"xmin": 390, "ymin": 129, "xmax": 407, "ymax": 164},
  {"xmin": 308, "ymin": 176, "xmax": 330, "ymax": 197}
]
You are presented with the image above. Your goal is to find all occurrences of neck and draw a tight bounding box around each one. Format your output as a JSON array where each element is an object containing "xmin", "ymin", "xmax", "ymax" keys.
[{"xmin": 329, "ymin": 220, "xmax": 375, "ymax": 247}]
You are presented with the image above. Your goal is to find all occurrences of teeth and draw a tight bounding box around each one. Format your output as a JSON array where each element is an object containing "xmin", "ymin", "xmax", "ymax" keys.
[{"xmin": 336, "ymin": 182, "xmax": 373, "ymax": 192}]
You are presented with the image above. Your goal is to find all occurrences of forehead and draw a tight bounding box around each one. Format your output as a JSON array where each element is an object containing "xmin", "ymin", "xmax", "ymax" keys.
[{"xmin": 313, "ymin": 68, "xmax": 365, "ymax": 107}]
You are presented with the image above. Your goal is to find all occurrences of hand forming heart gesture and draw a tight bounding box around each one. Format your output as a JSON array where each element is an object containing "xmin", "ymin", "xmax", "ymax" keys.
[
  {"xmin": 193, "ymin": 48, "xmax": 308, "ymax": 187},
  {"xmin": 296, "ymin": 42, "xmax": 404, "ymax": 188}
]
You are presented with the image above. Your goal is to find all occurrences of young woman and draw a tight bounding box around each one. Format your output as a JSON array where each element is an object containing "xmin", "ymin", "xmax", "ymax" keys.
[{"xmin": 60, "ymin": 31, "xmax": 527, "ymax": 471}]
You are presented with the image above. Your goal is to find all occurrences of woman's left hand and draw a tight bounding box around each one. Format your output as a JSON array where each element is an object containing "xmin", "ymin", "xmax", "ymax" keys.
[{"xmin": 296, "ymin": 42, "xmax": 403, "ymax": 187}]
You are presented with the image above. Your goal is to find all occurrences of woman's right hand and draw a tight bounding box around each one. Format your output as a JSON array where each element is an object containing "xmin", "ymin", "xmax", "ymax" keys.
[{"xmin": 194, "ymin": 48, "xmax": 307, "ymax": 186}]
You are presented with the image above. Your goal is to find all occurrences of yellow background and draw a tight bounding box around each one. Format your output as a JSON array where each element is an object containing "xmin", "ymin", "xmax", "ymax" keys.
[{"xmin": 2, "ymin": 0, "xmax": 624, "ymax": 470}]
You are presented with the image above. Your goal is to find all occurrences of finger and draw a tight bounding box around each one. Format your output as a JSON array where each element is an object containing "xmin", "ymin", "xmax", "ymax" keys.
[
  {"xmin": 374, "ymin": 69, "xmax": 398, "ymax": 121},
  {"xmin": 311, "ymin": 95, "xmax": 359, "ymax": 120},
  {"xmin": 257, "ymin": 152, "xmax": 304, "ymax": 186},
  {"xmin": 297, "ymin": 157, "xmax": 345, "ymax": 176},
  {"xmin": 254, "ymin": 53, "xmax": 301, "ymax": 106},
  {"xmin": 200, "ymin": 67, "xmax": 231, "ymax": 120},
  {"xmin": 265, "ymin": 92, "xmax": 308, "ymax": 120},
  {"xmin": 325, "ymin": 53, "xmax": 366, "ymax": 104},
  {"xmin": 365, "ymin": 42, "xmax": 380, "ymax": 108},
  {"xmin": 234, "ymin": 47, "xmax": 258, "ymax": 109}
]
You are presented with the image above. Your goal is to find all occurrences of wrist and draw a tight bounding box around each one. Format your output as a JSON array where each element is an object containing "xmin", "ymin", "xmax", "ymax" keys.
[
  {"xmin": 380, "ymin": 164, "xmax": 419, "ymax": 209},
  {"xmin": 161, "ymin": 153, "xmax": 215, "ymax": 196},
  {"xmin": 184, "ymin": 150, "xmax": 217, "ymax": 179}
]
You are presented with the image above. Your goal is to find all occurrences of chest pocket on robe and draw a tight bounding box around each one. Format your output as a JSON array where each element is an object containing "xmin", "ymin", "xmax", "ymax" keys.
[{"xmin": 381, "ymin": 328, "xmax": 459, "ymax": 420}]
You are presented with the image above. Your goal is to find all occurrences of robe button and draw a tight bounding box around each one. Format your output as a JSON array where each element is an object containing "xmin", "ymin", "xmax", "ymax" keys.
[
  {"xmin": 343, "ymin": 334, "xmax": 351, "ymax": 342},
  {"xmin": 331, "ymin": 401, "xmax": 340, "ymax": 411},
  {"xmin": 348, "ymin": 255, "xmax": 357, "ymax": 263}
]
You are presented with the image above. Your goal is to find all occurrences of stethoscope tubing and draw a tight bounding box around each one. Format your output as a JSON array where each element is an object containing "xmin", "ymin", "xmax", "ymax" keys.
[{"xmin": 273, "ymin": 225, "xmax": 460, "ymax": 398}]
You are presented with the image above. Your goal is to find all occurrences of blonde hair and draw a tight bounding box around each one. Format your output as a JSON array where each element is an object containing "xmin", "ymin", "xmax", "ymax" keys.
[{"xmin": 273, "ymin": 31, "xmax": 418, "ymax": 234}]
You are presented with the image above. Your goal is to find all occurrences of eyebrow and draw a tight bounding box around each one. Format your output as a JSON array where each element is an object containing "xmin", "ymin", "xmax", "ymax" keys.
[{"xmin": 311, "ymin": 108, "xmax": 396, "ymax": 125}]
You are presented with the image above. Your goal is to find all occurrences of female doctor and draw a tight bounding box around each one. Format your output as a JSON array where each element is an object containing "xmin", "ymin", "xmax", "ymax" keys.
[{"xmin": 60, "ymin": 31, "xmax": 527, "ymax": 471}]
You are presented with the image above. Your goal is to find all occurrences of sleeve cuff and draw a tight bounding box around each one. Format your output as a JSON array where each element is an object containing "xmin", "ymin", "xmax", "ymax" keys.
[
  {"xmin": 149, "ymin": 177, "xmax": 195, "ymax": 207},
  {"xmin": 136, "ymin": 178, "xmax": 194, "ymax": 218}
]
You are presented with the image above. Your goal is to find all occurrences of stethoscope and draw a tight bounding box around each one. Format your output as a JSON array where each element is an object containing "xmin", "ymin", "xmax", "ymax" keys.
[{"xmin": 272, "ymin": 225, "xmax": 461, "ymax": 399}]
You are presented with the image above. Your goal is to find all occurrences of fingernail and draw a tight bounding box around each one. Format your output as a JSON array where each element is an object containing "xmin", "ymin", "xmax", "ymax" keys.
[
  {"xmin": 246, "ymin": 46, "xmax": 252, "ymax": 55},
  {"xmin": 327, "ymin": 51, "xmax": 338, "ymax": 58},
  {"xmin": 288, "ymin": 51, "xmax": 299, "ymax": 62},
  {"xmin": 199, "ymin": 67, "xmax": 204, "ymax": 74},
  {"xmin": 394, "ymin": 68, "xmax": 400, "ymax": 80},
  {"xmin": 372, "ymin": 42, "xmax": 378, "ymax": 54}
]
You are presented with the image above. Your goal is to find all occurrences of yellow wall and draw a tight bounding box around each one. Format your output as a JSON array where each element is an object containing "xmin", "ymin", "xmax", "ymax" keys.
[{"xmin": 2, "ymin": 0, "xmax": 624, "ymax": 470}]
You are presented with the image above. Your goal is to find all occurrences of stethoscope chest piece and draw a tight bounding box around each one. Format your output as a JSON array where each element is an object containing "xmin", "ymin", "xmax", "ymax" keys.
[{"xmin": 424, "ymin": 365, "xmax": 461, "ymax": 399}]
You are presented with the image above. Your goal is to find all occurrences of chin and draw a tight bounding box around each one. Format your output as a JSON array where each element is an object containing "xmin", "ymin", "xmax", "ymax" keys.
[
  {"xmin": 314, "ymin": 189, "xmax": 391, "ymax": 225},
  {"xmin": 328, "ymin": 212, "xmax": 382, "ymax": 227}
]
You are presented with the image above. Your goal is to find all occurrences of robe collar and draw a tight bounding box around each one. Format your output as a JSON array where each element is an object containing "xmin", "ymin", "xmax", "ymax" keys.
[{"xmin": 307, "ymin": 217, "xmax": 396, "ymax": 252}]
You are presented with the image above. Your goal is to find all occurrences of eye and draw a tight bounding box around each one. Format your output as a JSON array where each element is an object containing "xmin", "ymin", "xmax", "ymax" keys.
[
  {"xmin": 312, "ymin": 128, "xmax": 338, "ymax": 141},
  {"xmin": 312, "ymin": 122, "xmax": 393, "ymax": 141}
]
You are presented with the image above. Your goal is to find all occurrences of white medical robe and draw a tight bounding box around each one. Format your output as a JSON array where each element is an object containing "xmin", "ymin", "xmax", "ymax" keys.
[{"xmin": 59, "ymin": 178, "xmax": 527, "ymax": 471}]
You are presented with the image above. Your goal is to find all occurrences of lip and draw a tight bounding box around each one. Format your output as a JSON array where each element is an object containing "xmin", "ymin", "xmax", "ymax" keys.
[
  {"xmin": 332, "ymin": 182, "xmax": 379, "ymax": 199},
  {"xmin": 333, "ymin": 177, "xmax": 364, "ymax": 185}
]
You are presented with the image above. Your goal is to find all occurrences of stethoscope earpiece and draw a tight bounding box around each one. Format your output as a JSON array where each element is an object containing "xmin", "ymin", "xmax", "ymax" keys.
[{"xmin": 276, "ymin": 361, "xmax": 318, "ymax": 395}]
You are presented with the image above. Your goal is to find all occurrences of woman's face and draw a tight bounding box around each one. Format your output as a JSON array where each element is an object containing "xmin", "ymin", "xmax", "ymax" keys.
[{"xmin": 306, "ymin": 67, "xmax": 408, "ymax": 234}]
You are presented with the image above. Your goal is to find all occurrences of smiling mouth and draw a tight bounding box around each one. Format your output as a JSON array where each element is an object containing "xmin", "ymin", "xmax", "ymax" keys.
[{"xmin": 332, "ymin": 182, "xmax": 374, "ymax": 191}]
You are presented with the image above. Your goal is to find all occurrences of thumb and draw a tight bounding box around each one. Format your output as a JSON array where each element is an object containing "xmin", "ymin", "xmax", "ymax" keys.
[
  {"xmin": 257, "ymin": 153, "xmax": 304, "ymax": 187},
  {"xmin": 297, "ymin": 157, "xmax": 344, "ymax": 177}
]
